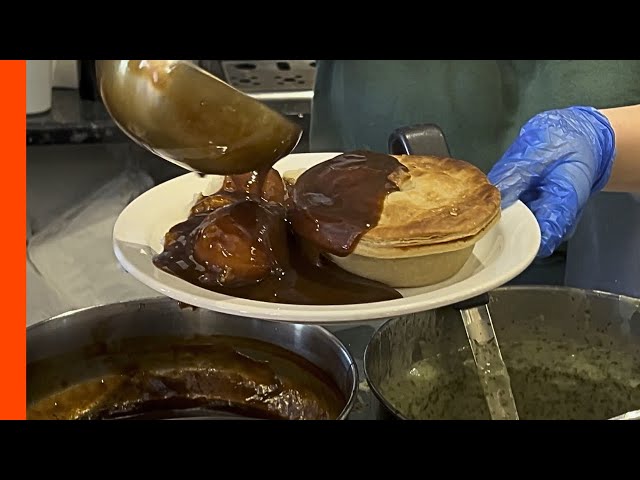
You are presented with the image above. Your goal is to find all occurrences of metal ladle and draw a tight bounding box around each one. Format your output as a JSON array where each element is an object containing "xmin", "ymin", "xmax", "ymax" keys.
[{"xmin": 96, "ymin": 60, "xmax": 303, "ymax": 176}]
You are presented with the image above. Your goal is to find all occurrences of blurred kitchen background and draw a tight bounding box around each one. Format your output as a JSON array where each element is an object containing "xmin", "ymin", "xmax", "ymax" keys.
[{"xmin": 26, "ymin": 60, "xmax": 317, "ymax": 324}]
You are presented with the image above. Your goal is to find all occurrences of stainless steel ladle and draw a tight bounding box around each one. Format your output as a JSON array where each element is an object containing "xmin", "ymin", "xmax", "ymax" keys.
[{"xmin": 96, "ymin": 60, "xmax": 302, "ymax": 176}]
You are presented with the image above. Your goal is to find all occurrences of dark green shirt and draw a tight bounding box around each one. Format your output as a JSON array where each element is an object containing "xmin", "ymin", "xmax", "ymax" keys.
[{"xmin": 310, "ymin": 60, "xmax": 640, "ymax": 172}]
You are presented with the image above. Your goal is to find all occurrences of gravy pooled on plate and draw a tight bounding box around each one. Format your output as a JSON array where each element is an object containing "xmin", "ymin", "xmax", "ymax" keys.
[{"xmin": 152, "ymin": 152, "xmax": 406, "ymax": 305}]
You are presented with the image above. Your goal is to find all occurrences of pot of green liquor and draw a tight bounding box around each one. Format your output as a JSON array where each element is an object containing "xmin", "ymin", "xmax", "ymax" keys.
[{"xmin": 364, "ymin": 286, "xmax": 640, "ymax": 420}]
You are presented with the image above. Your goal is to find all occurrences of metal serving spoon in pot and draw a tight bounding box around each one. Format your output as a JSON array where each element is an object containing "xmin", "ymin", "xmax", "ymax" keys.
[
  {"xmin": 96, "ymin": 60, "xmax": 302, "ymax": 176},
  {"xmin": 388, "ymin": 124, "xmax": 520, "ymax": 421}
]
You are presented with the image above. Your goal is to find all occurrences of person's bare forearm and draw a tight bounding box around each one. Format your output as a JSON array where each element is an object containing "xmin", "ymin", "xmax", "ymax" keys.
[{"xmin": 600, "ymin": 104, "xmax": 640, "ymax": 192}]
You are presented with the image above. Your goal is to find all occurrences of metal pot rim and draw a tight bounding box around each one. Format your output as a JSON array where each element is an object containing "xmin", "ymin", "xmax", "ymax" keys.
[
  {"xmin": 27, "ymin": 296, "xmax": 359, "ymax": 420},
  {"xmin": 363, "ymin": 285, "xmax": 640, "ymax": 421}
]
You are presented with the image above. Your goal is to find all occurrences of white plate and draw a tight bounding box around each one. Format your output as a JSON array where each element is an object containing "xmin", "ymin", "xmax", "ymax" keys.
[{"xmin": 114, "ymin": 152, "xmax": 541, "ymax": 323}]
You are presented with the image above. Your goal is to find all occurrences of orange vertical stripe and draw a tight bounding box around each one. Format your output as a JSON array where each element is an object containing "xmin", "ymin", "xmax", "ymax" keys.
[{"xmin": 0, "ymin": 60, "xmax": 26, "ymax": 419}]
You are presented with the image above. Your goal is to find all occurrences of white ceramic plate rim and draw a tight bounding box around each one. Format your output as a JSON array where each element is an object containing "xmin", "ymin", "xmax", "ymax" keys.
[{"xmin": 114, "ymin": 152, "xmax": 541, "ymax": 323}]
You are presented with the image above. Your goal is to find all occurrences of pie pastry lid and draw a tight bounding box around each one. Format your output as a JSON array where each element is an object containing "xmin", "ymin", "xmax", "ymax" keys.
[{"xmin": 356, "ymin": 154, "xmax": 501, "ymax": 248}]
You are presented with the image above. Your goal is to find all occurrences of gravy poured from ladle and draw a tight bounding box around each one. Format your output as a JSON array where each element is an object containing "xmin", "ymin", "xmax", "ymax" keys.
[
  {"xmin": 152, "ymin": 153, "xmax": 405, "ymax": 305},
  {"xmin": 98, "ymin": 62, "xmax": 403, "ymax": 304}
]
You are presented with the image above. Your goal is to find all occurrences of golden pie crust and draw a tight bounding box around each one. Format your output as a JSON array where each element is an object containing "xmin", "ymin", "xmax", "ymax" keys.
[{"xmin": 285, "ymin": 154, "xmax": 501, "ymax": 288}]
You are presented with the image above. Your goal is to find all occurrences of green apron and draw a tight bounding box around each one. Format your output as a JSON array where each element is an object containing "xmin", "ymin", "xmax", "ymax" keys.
[
  {"xmin": 309, "ymin": 60, "xmax": 640, "ymax": 296},
  {"xmin": 310, "ymin": 60, "xmax": 640, "ymax": 173}
]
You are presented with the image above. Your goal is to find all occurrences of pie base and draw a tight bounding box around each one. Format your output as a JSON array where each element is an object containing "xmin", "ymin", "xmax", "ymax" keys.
[
  {"xmin": 328, "ymin": 245, "xmax": 475, "ymax": 288},
  {"xmin": 326, "ymin": 212, "xmax": 500, "ymax": 288}
]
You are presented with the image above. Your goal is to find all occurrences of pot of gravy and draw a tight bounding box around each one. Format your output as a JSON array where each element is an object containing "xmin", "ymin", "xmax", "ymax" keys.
[
  {"xmin": 27, "ymin": 297, "xmax": 358, "ymax": 420},
  {"xmin": 364, "ymin": 286, "xmax": 640, "ymax": 420}
]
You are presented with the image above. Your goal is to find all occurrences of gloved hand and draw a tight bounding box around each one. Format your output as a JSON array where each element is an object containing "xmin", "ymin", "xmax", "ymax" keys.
[{"xmin": 488, "ymin": 106, "xmax": 616, "ymax": 258}]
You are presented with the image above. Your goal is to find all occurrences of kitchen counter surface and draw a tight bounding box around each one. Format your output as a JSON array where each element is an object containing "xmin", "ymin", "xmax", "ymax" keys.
[{"xmin": 27, "ymin": 89, "xmax": 125, "ymax": 146}]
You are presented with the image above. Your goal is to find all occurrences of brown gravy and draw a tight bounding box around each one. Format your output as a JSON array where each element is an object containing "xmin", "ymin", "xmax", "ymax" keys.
[
  {"xmin": 27, "ymin": 336, "xmax": 347, "ymax": 420},
  {"xmin": 152, "ymin": 151, "xmax": 406, "ymax": 305}
]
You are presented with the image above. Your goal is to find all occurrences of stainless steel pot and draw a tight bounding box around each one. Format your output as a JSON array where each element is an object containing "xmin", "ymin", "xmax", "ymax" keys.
[
  {"xmin": 27, "ymin": 297, "xmax": 358, "ymax": 420},
  {"xmin": 364, "ymin": 286, "xmax": 640, "ymax": 420}
]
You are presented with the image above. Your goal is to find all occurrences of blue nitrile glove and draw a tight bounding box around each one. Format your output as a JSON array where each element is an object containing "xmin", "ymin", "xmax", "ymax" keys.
[{"xmin": 487, "ymin": 106, "xmax": 616, "ymax": 258}]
